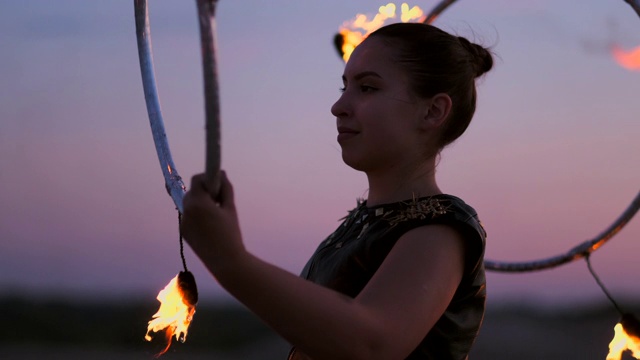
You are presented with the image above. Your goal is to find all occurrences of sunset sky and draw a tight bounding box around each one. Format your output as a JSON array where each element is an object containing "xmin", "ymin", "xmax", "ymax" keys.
[{"xmin": 1, "ymin": 0, "xmax": 639, "ymax": 307}]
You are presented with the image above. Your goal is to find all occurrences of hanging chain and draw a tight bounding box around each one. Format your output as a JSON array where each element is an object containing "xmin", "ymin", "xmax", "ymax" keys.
[
  {"xmin": 586, "ymin": 254, "xmax": 623, "ymax": 316},
  {"xmin": 178, "ymin": 212, "xmax": 188, "ymax": 273}
]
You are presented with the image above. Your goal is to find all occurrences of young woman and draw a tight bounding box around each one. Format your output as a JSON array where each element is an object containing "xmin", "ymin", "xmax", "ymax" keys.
[{"xmin": 181, "ymin": 22, "xmax": 494, "ymax": 360}]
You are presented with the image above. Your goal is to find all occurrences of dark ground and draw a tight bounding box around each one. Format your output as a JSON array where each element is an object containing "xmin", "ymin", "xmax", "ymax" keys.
[{"xmin": 0, "ymin": 296, "xmax": 637, "ymax": 359}]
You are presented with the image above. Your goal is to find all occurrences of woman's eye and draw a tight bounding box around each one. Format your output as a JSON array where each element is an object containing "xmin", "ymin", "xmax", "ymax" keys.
[
  {"xmin": 360, "ymin": 85, "xmax": 376, "ymax": 93},
  {"xmin": 338, "ymin": 85, "xmax": 377, "ymax": 93}
]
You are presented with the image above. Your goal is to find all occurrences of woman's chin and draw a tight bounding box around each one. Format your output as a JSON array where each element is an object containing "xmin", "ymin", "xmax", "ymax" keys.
[{"xmin": 341, "ymin": 152, "xmax": 368, "ymax": 172}]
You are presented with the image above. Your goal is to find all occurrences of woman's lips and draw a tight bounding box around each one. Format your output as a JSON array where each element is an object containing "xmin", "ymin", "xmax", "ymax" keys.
[
  {"xmin": 337, "ymin": 132, "xmax": 358, "ymax": 142},
  {"xmin": 337, "ymin": 126, "xmax": 359, "ymax": 142}
]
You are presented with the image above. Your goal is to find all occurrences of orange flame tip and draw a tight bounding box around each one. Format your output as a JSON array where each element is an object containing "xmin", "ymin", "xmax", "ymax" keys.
[
  {"xmin": 612, "ymin": 44, "xmax": 640, "ymax": 71},
  {"xmin": 145, "ymin": 271, "xmax": 198, "ymax": 357},
  {"xmin": 336, "ymin": 2, "xmax": 425, "ymax": 62},
  {"xmin": 607, "ymin": 314, "xmax": 640, "ymax": 360}
]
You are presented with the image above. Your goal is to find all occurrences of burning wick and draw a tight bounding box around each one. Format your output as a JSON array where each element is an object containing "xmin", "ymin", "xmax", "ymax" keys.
[
  {"xmin": 334, "ymin": 2, "xmax": 425, "ymax": 61},
  {"xmin": 145, "ymin": 271, "xmax": 198, "ymax": 357},
  {"xmin": 587, "ymin": 256, "xmax": 640, "ymax": 359},
  {"xmin": 608, "ymin": 314, "xmax": 640, "ymax": 360},
  {"xmin": 612, "ymin": 44, "xmax": 640, "ymax": 71}
]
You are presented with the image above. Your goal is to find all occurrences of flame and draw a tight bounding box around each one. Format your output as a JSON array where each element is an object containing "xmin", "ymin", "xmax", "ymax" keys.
[
  {"xmin": 338, "ymin": 2, "xmax": 424, "ymax": 62},
  {"xmin": 607, "ymin": 321, "xmax": 640, "ymax": 360},
  {"xmin": 612, "ymin": 44, "xmax": 640, "ymax": 71},
  {"xmin": 145, "ymin": 272, "xmax": 198, "ymax": 357}
]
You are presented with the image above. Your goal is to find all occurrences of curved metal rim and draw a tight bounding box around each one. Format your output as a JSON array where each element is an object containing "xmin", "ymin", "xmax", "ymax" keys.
[
  {"xmin": 134, "ymin": 0, "xmax": 222, "ymax": 212},
  {"xmin": 134, "ymin": 0, "xmax": 187, "ymax": 213},
  {"xmin": 484, "ymin": 191, "xmax": 640, "ymax": 272}
]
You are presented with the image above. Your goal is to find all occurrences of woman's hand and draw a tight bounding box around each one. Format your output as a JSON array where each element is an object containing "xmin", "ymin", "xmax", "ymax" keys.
[{"xmin": 181, "ymin": 171, "xmax": 246, "ymax": 275}]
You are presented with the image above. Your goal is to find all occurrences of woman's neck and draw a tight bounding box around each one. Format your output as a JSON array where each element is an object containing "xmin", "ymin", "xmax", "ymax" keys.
[{"xmin": 364, "ymin": 158, "xmax": 441, "ymax": 207}]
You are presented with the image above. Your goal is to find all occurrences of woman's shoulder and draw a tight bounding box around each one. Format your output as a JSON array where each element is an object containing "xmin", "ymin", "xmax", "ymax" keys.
[
  {"xmin": 365, "ymin": 195, "xmax": 486, "ymax": 274},
  {"xmin": 365, "ymin": 194, "xmax": 486, "ymax": 238}
]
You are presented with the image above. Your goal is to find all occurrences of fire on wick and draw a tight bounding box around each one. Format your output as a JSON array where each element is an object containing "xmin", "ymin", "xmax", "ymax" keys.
[
  {"xmin": 608, "ymin": 314, "xmax": 640, "ymax": 360},
  {"xmin": 612, "ymin": 44, "xmax": 640, "ymax": 71},
  {"xmin": 145, "ymin": 271, "xmax": 198, "ymax": 357},
  {"xmin": 334, "ymin": 2, "xmax": 425, "ymax": 62}
]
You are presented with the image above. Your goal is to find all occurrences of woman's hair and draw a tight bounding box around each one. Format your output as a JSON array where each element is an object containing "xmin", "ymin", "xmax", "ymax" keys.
[{"xmin": 368, "ymin": 23, "xmax": 494, "ymax": 150}]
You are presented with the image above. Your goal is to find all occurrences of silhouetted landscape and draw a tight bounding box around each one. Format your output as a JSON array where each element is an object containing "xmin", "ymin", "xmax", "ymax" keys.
[{"xmin": 1, "ymin": 296, "xmax": 638, "ymax": 359}]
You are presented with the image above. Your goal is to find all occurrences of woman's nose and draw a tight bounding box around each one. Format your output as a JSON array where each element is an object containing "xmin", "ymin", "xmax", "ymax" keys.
[{"xmin": 331, "ymin": 93, "xmax": 349, "ymax": 118}]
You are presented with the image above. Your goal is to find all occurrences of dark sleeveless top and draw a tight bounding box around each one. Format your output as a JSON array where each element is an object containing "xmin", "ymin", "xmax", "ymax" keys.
[{"xmin": 288, "ymin": 195, "xmax": 487, "ymax": 360}]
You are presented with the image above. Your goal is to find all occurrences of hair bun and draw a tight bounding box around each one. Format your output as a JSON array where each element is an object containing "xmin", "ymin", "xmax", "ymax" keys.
[{"xmin": 457, "ymin": 36, "xmax": 493, "ymax": 77}]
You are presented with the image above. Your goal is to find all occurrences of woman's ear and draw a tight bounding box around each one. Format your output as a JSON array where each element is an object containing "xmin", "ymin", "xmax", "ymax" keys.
[{"xmin": 422, "ymin": 93, "xmax": 452, "ymax": 129}]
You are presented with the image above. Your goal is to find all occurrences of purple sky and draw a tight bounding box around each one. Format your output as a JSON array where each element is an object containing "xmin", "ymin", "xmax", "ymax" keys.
[{"xmin": 1, "ymin": 0, "xmax": 639, "ymax": 306}]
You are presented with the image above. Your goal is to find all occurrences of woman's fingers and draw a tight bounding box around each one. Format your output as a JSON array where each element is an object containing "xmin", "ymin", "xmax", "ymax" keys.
[
  {"xmin": 180, "ymin": 170, "xmax": 245, "ymax": 268},
  {"xmin": 183, "ymin": 171, "xmax": 235, "ymax": 212},
  {"xmin": 188, "ymin": 173, "xmax": 208, "ymax": 196},
  {"xmin": 183, "ymin": 173, "xmax": 215, "ymax": 217},
  {"xmin": 217, "ymin": 171, "xmax": 236, "ymax": 210}
]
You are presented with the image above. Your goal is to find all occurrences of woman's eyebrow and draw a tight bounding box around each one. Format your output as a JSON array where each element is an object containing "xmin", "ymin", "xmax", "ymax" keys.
[{"xmin": 342, "ymin": 71, "xmax": 383, "ymax": 83}]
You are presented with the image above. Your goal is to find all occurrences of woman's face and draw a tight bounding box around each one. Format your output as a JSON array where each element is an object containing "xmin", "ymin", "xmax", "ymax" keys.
[{"xmin": 331, "ymin": 37, "xmax": 432, "ymax": 173}]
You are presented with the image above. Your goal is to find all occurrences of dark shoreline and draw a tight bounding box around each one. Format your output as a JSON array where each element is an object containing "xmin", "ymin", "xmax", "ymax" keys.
[{"xmin": 1, "ymin": 296, "xmax": 638, "ymax": 360}]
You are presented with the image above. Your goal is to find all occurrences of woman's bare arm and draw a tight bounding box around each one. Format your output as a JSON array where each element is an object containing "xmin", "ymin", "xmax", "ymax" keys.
[{"xmin": 181, "ymin": 172, "xmax": 464, "ymax": 360}]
